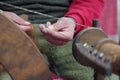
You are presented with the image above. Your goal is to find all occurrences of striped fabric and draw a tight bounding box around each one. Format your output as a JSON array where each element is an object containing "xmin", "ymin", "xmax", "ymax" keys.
[{"xmin": 0, "ymin": 0, "xmax": 71, "ymax": 24}]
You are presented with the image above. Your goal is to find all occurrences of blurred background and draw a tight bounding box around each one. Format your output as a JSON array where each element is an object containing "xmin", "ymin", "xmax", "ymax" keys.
[
  {"xmin": 99, "ymin": 0, "xmax": 119, "ymax": 44},
  {"xmin": 99, "ymin": 0, "xmax": 120, "ymax": 79},
  {"xmin": 118, "ymin": 0, "xmax": 120, "ymax": 43}
]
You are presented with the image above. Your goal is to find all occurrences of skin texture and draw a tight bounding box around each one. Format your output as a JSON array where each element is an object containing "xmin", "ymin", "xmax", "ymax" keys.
[
  {"xmin": 2, "ymin": 11, "xmax": 76, "ymax": 46},
  {"xmin": 39, "ymin": 17, "xmax": 76, "ymax": 46},
  {"xmin": 3, "ymin": 11, "xmax": 32, "ymax": 32}
]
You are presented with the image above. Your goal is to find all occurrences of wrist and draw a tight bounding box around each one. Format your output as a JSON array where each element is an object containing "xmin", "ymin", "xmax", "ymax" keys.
[
  {"xmin": 63, "ymin": 17, "xmax": 76, "ymax": 30},
  {"xmin": 65, "ymin": 17, "xmax": 76, "ymax": 25}
]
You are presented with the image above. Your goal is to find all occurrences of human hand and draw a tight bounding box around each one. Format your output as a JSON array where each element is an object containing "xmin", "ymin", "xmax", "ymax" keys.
[
  {"xmin": 2, "ymin": 11, "xmax": 32, "ymax": 32},
  {"xmin": 39, "ymin": 17, "xmax": 76, "ymax": 46}
]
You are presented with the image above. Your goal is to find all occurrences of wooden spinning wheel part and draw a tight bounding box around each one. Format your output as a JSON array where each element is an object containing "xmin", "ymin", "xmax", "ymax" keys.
[
  {"xmin": 72, "ymin": 28, "xmax": 108, "ymax": 68},
  {"xmin": 0, "ymin": 13, "xmax": 51, "ymax": 80},
  {"xmin": 72, "ymin": 28, "xmax": 111, "ymax": 75},
  {"xmin": 73, "ymin": 28, "xmax": 108, "ymax": 45},
  {"xmin": 73, "ymin": 27, "xmax": 120, "ymax": 75}
]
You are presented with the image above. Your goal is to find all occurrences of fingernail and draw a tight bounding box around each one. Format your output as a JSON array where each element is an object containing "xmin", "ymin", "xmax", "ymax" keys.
[
  {"xmin": 25, "ymin": 26, "xmax": 32, "ymax": 29},
  {"xmin": 25, "ymin": 27, "xmax": 32, "ymax": 32},
  {"xmin": 48, "ymin": 25, "xmax": 55, "ymax": 30},
  {"xmin": 25, "ymin": 21, "xmax": 31, "ymax": 25},
  {"xmin": 46, "ymin": 21, "xmax": 51, "ymax": 26}
]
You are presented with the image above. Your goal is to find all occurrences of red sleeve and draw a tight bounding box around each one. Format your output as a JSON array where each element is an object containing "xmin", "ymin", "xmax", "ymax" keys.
[{"xmin": 65, "ymin": 0, "xmax": 104, "ymax": 35}]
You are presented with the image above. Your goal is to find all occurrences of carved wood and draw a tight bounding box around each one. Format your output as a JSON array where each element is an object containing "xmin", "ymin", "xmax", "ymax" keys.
[{"xmin": 0, "ymin": 13, "xmax": 51, "ymax": 80}]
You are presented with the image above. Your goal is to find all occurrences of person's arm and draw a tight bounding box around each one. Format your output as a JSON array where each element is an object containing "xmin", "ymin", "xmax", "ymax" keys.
[
  {"xmin": 65, "ymin": 0, "xmax": 104, "ymax": 35},
  {"xmin": 39, "ymin": 0, "xmax": 104, "ymax": 45}
]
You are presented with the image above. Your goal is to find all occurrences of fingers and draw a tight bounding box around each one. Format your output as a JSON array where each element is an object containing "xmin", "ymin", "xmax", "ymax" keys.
[
  {"xmin": 4, "ymin": 11, "xmax": 31, "ymax": 25},
  {"xmin": 39, "ymin": 22, "xmax": 73, "ymax": 41},
  {"xmin": 46, "ymin": 21, "xmax": 51, "ymax": 26},
  {"xmin": 3, "ymin": 11, "xmax": 32, "ymax": 32},
  {"xmin": 39, "ymin": 23, "xmax": 73, "ymax": 46},
  {"xmin": 46, "ymin": 21, "xmax": 55, "ymax": 30},
  {"xmin": 39, "ymin": 24, "xmax": 48, "ymax": 33},
  {"xmin": 39, "ymin": 17, "xmax": 76, "ymax": 46},
  {"xmin": 16, "ymin": 24, "xmax": 32, "ymax": 32},
  {"xmin": 39, "ymin": 21, "xmax": 55, "ymax": 33},
  {"xmin": 45, "ymin": 36, "xmax": 67, "ymax": 46},
  {"xmin": 46, "ymin": 29, "xmax": 72, "ymax": 41}
]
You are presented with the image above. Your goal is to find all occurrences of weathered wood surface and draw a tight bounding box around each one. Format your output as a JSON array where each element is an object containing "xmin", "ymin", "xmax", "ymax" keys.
[
  {"xmin": 72, "ymin": 28, "xmax": 108, "ymax": 80},
  {"xmin": 0, "ymin": 13, "xmax": 51, "ymax": 80},
  {"xmin": 73, "ymin": 27, "xmax": 120, "ymax": 76}
]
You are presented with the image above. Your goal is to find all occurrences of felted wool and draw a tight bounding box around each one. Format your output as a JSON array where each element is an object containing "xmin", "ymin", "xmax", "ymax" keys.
[{"xmin": 34, "ymin": 26, "xmax": 94, "ymax": 80}]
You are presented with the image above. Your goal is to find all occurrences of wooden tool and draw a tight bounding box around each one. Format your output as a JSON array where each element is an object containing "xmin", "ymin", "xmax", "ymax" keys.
[
  {"xmin": 72, "ymin": 27, "xmax": 120, "ymax": 77},
  {"xmin": 0, "ymin": 12, "xmax": 51, "ymax": 80}
]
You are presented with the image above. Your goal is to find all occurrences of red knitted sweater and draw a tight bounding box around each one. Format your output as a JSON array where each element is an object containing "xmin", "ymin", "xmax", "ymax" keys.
[{"xmin": 65, "ymin": 0, "xmax": 104, "ymax": 35}]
